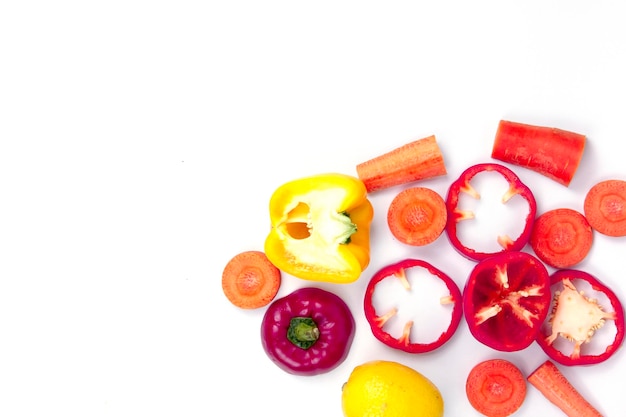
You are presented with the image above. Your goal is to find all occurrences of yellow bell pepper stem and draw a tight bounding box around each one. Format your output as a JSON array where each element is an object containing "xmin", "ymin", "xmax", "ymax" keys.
[{"xmin": 264, "ymin": 173, "xmax": 374, "ymax": 284}]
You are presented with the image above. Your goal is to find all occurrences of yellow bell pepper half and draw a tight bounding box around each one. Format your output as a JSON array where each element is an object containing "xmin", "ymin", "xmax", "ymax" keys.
[{"xmin": 264, "ymin": 173, "xmax": 374, "ymax": 284}]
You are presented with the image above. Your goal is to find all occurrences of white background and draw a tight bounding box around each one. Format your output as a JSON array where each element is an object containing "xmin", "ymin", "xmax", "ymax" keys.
[{"xmin": 2, "ymin": 1, "xmax": 625, "ymax": 416}]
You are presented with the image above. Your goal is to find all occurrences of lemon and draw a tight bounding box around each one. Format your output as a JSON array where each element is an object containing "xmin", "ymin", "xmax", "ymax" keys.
[{"xmin": 341, "ymin": 360, "xmax": 444, "ymax": 417}]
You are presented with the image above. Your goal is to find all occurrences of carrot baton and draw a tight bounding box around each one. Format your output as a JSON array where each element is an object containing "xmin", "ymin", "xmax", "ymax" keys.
[
  {"xmin": 356, "ymin": 135, "xmax": 447, "ymax": 193},
  {"xmin": 492, "ymin": 120, "xmax": 586, "ymax": 187},
  {"xmin": 528, "ymin": 360, "xmax": 603, "ymax": 417}
]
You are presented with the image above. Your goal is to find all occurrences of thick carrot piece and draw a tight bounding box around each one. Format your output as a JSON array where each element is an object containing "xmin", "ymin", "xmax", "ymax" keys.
[
  {"xmin": 465, "ymin": 359, "xmax": 526, "ymax": 417},
  {"xmin": 356, "ymin": 135, "xmax": 447, "ymax": 193},
  {"xmin": 528, "ymin": 360, "xmax": 602, "ymax": 417},
  {"xmin": 492, "ymin": 120, "xmax": 586, "ymax": 187},
  {"xmin": 387, "ymin": 186, "xmax": 447, "ymax": 246},
  {"xmin": 584, "ymin": 179, "xmax": 626, "ymax": 237},
  {"xmin": 529, "ymin": 208, "xmax": 593, "ymax": 268},
  {"xmin": 222, "ymin": 250, "xmax": 281, "ymax": 309}
]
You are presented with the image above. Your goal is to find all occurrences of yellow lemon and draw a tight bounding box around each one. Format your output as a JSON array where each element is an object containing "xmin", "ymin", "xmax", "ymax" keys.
[{"xmin": 341, "ymin": 360, "xmax": 444, "ymax": 417}]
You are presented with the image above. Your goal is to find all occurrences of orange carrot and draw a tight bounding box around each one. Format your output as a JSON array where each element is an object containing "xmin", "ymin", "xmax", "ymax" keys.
[
  {"xmin": 222, "ymin": 250, "xmax": 281, "ymax": 309},
  {"xmin": 492, "ymin": 120, "xmax": 586, "ymax": 187},
  {"xmin": 528, "ymin": 360, "xmax": 602, "ymax": 417},
  {"xmin": 355, "ymin": 135, "xmax": 447, "ymax": 193},
  {"xmin": 529, "ymin": 208, "xmax": 593, "ymax": 268},
  {"xmin": 386, "ymin": 186, "xmax": 447, "ymax": 246},
  {"xmin": 465, "ymin": 359, "xmax": 527, "ymax": 417},
  {"xmin": 583, "ymin": 179, "xmax": 626, "ymax": 237}
]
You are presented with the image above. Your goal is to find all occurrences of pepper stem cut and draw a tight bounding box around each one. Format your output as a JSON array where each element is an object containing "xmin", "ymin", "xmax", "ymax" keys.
[{"xmin": 287, "ymin": 317, "xmax": 320, "ymax": 349}]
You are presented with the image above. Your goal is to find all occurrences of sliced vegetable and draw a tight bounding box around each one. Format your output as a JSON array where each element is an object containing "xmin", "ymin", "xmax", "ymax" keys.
[
  {"xmin": 363, "ymin": 259, "xmax": 463, "ymax": 353},
  {"xmin": 464, "ymin": 251, "xmax": 550, "ymax": 352},
  {"xmin": 387, "ymin": 186, "xmax": 447, "ymax": 246},
  {"xmin": 445, "ymin": 163, "xmax": 537, "ymax": 261},
  {"xmin": 261, "ymin": 287, "xmax": 355, "ymax": 376},
  {"xmin": 530, "ymin": 208, "xmax": 593, "ymax": 268},
  {"xmin": 537, "ymin": 269, "xmax": 625, "ymax": 366},
  {"xmin": 465, "ymin": 359, "xmax": 526, "ymax": 417},
  {"xmin": 355, "ymin": 135, "xmax": 447, "ymax": 193},
  {"xmin": 264, "ymin": 173, "xmax": 374, "ymax": 284},
  {"xmin": 491, "ymin": 120, "xmax": 586, "ymax": 187},
  {"xmin": 584, "ymin": 179, "xmax": 626, "ymax": 237},
  {"xmin": 528, "ymin": 360, "xmax": 602, "ymax": 417},
  {"xmin": 221, "ymin": 250, "xmax": 281, "ymax": 309}
]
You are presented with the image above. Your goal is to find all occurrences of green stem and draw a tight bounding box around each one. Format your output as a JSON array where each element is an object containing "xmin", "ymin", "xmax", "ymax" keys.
[{"xmin": 287, "ymin": 317, "xmax": 320, "ymax": 349}]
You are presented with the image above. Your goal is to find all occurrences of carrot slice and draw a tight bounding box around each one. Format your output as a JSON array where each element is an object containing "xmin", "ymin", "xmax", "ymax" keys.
[
  {"xmin": 583, "ymin": 179, "xmax": 626, "ymax": 237},
  {"xmin": 387, "ymin": 187, "xmax": 447, "ymax": 246},
  {"xmin": 529, "ymin": 208, "xmax": 593, "ymax": 268},
  {"xmin": 492, "ymin": 120, "xmax": 586, "ymax": 187},
  {"xmin": 528, "ymin": 360, "xmax": 602, "ymax": 417},
  {"xmin": 465, "ymin": 359, "xmax": 527, "ymax": 417},
  {"xmin": 222, "ymin": 250, "xmax": 281, "ymax": 309},
  {"xmin": 356, "ymin": 135, "xmax": 447, "ymax": 193}
]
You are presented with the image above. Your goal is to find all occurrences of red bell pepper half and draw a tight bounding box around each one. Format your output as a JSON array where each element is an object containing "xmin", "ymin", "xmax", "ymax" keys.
[
  {"xmin": 363, "ymin": 259, "xmax": 463, "ymax": 354},
  {"xmin": 536, "ymin": 269, "xmax": 625, "ymax": 366},
  {"xmin": 260, "ymin": 286, "xmax": 355, "ymax": 376},
  {"xmin": 445, "ymin": 163, "xmax": 537, "ymax": 261},
  {"xmin": 464, "ymin": 251, "xmax": 550, "ymax": 352}
]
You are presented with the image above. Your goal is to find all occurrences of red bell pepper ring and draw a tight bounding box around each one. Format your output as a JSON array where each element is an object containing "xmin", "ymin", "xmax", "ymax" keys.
[
  {"xmin": 464, "ymin": 251, "xmax": 550, "ymax": 352},
  {"xmin": 363, "ymin": 259, "xmax": 463, "ymax": 354},
  {"xmin": 260, "ymin": 286, "xmax": 355, "ymax": 376},
  {"xmin": 536, "ymin": 269, "xmax": 625, "ymax": 366},
  {"xmin": 445, "ymin": 163, "xmax": 537, "ymax": 261}
]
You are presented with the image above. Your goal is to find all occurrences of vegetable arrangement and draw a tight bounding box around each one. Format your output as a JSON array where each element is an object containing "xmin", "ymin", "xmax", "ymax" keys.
[{"xmin": 222, "ymin": 119, "xmax": 625, "ymax": 415}]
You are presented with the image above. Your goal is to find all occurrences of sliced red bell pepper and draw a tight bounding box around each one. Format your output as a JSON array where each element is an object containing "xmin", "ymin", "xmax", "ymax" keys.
[
  {"xmin": 260, "ymin": 287, "xmax": 356, "ymax": 376},
  {"xmin": 463, "ymin": 251, "xmax": 550, "ymax": 352},
  {"xmin": 536, "ymin": 269, "xmax": 625, "ymax": 366},
  {"xmin": 445, "ymin": 163, "xmax": 537, "ymax": 261},
  {"xmin": 363, "ymin": 259, "xmax": 463, "ymax": 353}
]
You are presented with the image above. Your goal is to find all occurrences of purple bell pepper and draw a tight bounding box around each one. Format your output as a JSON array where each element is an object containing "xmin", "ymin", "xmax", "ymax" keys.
[{"xmin": 260, "ymin": 287, "xmax": 355, "ymax": 376}]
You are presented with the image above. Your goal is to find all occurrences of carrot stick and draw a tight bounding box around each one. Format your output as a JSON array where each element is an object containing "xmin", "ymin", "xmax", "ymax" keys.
[
  {"xmin": 386, "ymin": 186, "xmax": 447, "ymax": 246},
  {"xmin": 222, "ymin": 250, "xmax": 281, "ymax": 309},
  {"xmin": 529, "ymin": 208, "xmax": 594, "ymax": 268},
  {"xmin": 528, "ymin": 360, "xmax": 603, "ymax": 417},
  {"xmin": 583, "ymin": 179, "xmax": 626, "ymax": 237},
  {"xmin": 356, "ymin": 135, "xmax": 447, "ymax": 193},
  {"xmin": 492, "ymin": 120, "xmax": 586, "ymax": 187},
  {"xmin": 465, "ymin": 359, "xmax": 527, "ymax": 417}
]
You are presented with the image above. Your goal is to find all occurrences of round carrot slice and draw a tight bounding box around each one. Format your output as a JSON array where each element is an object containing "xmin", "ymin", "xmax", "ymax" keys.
[
  {"xmin": 222, "ymin": 250, "xmax": 281, "ymax": 309},
  {"xmin": 530, "ymin": 208, "xmax": 593, "ymax": 268},
  {"xmin": 466, "ymin": 359, "xmax": 527, "ymax": 417},
  {"xmin": 584, "ymin": 179, "xmax": 626, "ymax": 237},
  {"xmin": 387, "ymin": 186, "xmax": 447, "ymax": 246}
]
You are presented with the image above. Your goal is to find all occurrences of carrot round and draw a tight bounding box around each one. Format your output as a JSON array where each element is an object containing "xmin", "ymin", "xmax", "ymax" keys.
[
  {"xmin": 465, "ymin": 359, "xmax": 527, "ymax": 417},
  {"xmin": 356, "ymin": 135, "xmax": 447, "ymax": 193},
  {"xmin": 387, "ymin": 186, "xmax": 447, "ymax": 246},
  {"xmin": 583, "ymin": 179, "xmax": 626, "ymax": 237},
  {"xmin": 222, "ymin": 250, "xmax": 281, "ymax": 309},
  {"xmin": 492, "ymin": 120, "xmax": 586, "ymax": 187},
  {"xmin": 529, "ymin": 208, "xmax": 593, "ymax": 268},
  {"xmin": 528, "ymin": 360, "xmax": 602, "ymax": 417}
]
